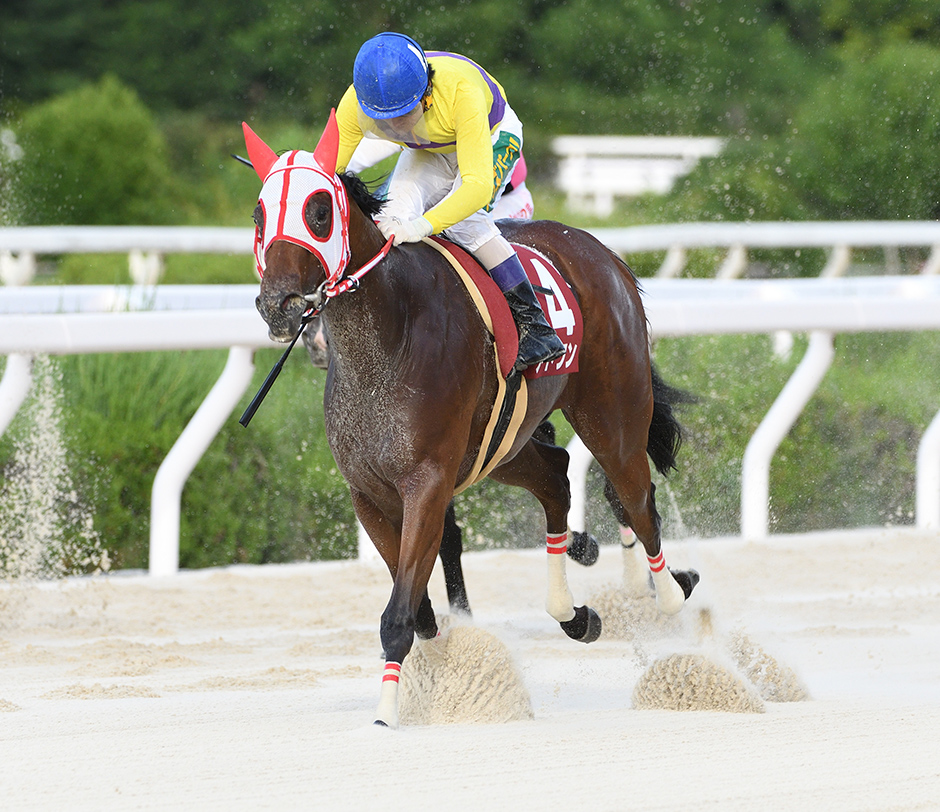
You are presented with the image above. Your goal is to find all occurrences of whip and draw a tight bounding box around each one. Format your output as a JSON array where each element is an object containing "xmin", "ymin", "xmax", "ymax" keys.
[{"xmin": 238, "ymin": 322, "xmax": 306, "ymax": 428}]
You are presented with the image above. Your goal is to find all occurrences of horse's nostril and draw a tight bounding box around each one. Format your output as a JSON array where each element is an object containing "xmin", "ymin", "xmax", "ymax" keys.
[{"xmin": 281, "ymin": 293, "xmax": 303, "ymax": 313}]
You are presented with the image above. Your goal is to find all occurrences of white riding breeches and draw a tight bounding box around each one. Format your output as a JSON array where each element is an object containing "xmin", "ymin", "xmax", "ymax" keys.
[{"xmin": 377, "ymin": 105, "xmax": 524, "ymax": 254}]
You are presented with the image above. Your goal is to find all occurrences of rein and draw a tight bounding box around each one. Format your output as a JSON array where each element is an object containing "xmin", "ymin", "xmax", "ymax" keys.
[{"xmin": 239, "ymin": 235, "xmax": 393, "ymax": 428}]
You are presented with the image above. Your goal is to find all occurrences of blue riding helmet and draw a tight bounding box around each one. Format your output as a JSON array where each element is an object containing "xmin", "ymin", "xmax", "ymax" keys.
[{"xmin": 353, "ymin": 32, "xmax": 429, "ymax": 120}]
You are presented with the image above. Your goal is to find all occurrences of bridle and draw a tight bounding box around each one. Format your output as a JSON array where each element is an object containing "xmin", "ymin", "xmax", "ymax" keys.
[
  {"xmin": 301, "ymin": 230, "xmax": 392, "ymax": 317},
  {"xmin": 240, "ymin": 114, "xmax": 393, "ymax": 424}
]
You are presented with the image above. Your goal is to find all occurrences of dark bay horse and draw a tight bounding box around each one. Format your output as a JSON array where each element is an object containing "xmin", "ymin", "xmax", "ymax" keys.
[
  {"xmin": 301, "ymin": 316, "xmax": 600, "ymax": 617},
  {"xmin": 245, "ymin": 113, "xmax": 699, "ymax": 727}
]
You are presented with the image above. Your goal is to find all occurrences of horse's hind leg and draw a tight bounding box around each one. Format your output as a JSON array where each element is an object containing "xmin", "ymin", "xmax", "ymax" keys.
[
  {"xmin": 439, "ymin": 501, "xmax": 471, "ymax": 616},
  {"xmin": 596, "ymin": 448, "xmax": 694, "ymax": 614},
  {"xmin": 602, "ymin": 477, "xmax": 651, "ymax": 598},
  {"xmin": 489, "ymin": 439, "xmax": 602, "ymax": 643}
]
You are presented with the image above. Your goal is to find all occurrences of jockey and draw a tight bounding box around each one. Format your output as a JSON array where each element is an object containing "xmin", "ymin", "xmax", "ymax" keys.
[{"xmin": 335, "ymin": 32, "xmax": 564, "ymax": 373}]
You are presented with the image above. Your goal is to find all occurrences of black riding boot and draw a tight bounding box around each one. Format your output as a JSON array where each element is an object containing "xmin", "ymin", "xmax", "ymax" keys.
[
  {"xmin": 503, "ymin": 280, "xmax": 566, "ymax": 372},
  {"xmin": 487, "ymin": 252, "xmax": 566, "ymax": 372}
]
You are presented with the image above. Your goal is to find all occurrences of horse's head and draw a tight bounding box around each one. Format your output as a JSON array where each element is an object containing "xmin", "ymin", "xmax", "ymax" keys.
[{"xmin": 245, "ymin": 112, "xmax": 351, "ymax": 342}]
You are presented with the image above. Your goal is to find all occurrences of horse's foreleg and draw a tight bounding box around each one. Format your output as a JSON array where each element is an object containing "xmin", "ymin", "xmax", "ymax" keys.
[
  {"xmin": 348, "ymin": 489, "xmax": 406, "ymax": 728},
  {"xmin": 544, "ymin": 530, "xmax": 601, "ymax": 642},
  {"xmin": 545, "ymin": 530, "xmax": 575, "ymax": 621},
  {"xmin": 374, "ymin": 471, "xmax": 452, "ymax": 728}
]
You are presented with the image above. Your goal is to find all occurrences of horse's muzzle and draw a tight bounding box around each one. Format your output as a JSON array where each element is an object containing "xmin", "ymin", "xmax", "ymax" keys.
[{"xmin": 256, "ymin": 290, "xmax": 305, "ymax": 342}]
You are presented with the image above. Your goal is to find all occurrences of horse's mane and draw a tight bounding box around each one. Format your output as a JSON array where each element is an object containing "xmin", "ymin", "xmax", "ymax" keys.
[{"xmin": 339, "ymin": 172, "xmax": 385, "ymax": 218}]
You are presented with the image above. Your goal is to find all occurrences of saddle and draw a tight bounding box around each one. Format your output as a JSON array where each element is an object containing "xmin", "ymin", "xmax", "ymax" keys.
[{"xmin": 422, "ymin": 236, "xmax": 583, "ymax": 494}]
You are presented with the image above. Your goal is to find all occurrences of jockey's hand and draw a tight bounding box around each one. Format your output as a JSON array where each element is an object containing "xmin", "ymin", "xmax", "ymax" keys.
[{"xmin": 380, "ymin": 216, "xmax": 434, "ymax": 246}]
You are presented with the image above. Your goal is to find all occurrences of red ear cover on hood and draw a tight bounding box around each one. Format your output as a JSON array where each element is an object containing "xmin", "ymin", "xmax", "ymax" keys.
[
  {"xmin": 242, "ymin": 122, "xmax": 278, "ymax": 181},
  {"xmin": 313, "ymin": 109, "xmax": 340, "ymax": 175}
]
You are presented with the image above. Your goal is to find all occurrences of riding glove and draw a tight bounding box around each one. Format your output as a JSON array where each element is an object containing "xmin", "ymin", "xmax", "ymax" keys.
[{"xmin": 380, "ymin": 216, "xmax": 434, "ymax": 246}]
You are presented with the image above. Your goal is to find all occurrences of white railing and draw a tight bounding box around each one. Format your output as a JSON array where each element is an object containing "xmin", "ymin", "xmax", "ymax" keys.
[
  {"xmin": 590, "ymin": 220, "xmax": 940, "ymax": 279},
  {"xmin": 0, "ymin": 282, "xmax": 278, "ymax": 576},
  {"xmin": 2, "ymin": 223, "xmax": 939, "ymax": 577},
  {"xmin": 552, "ymin": 136, "xmax": 725, "ymax": 216},
  {"xmin": 0, "ymin": 226, "xmax": 252, "ymax": 285},
  {"xmin": 568, "ymin": 274, "xmax": 940, "ymax": 538}
]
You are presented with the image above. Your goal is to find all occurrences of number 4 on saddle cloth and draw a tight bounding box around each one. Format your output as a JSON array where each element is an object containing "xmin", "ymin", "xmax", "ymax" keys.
[{"xmin": 423, "ymin": 236, "xmax": 584, "ymax": 494}]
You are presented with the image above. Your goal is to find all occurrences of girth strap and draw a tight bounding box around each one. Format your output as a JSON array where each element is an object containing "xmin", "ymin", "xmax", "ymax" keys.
[{"xmin": 421, "ymin": 237, "xmax": 529, "ymax": 495}]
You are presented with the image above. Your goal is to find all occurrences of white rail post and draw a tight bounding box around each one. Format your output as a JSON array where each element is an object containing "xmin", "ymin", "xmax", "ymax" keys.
[
  {"xmin": 357, "ymin": 520, "xmax": 379, "ymax": 561},
  {"xmin": 820, "ymin": 244, "xmax": 852, "ymax": 278},
  {"xmin": 740, "ymin": 331, "xmax": 835, "ymax": 539},
  {"xmin": 0, "ymin": 251, "xmax": 36, "ymax": 286},
  {"xmin": 656, "ymin": 245, "xmax": 687, "ymax": 278},
  {"xmin": 716, "ymin": 243, "xmax": 748, "ymax": 279},
  {"xmin": 916, "ymin": 407, "xmax": 940, "ymax": 529},
  {"xmin": 149, "ymin": 345, "xmax": 256, "ymax": 576},
  {"xmin": 0, "ymin": 353, "xmax": 33, "ymax": 436},
  {"xmin": 921, "ymin": 245, "xmax": 940, "ymax": 275},
  {"xmin": 128, "ymin": 249, "xmax": 164, "ymax": 285}
]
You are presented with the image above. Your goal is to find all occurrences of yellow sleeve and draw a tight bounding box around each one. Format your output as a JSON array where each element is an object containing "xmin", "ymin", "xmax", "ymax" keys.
[
  {"xmin": 423, "ymin": 83, "xmax": 494, "ymax": 233},
  {"xmin": 335, "ymin": 85, "xmax": 365, "ymax": 174}
]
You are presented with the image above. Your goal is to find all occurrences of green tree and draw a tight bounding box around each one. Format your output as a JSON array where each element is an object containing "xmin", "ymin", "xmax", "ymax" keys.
[{"xmin": 786, "ymin": 41, "xmax": 940, "ymax": 220}]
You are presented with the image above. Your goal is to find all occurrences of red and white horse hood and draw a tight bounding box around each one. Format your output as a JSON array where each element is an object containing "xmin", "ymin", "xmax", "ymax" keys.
[{"xmin": 243, "ymin": 110, "xmax": 351, "ymax": 284}]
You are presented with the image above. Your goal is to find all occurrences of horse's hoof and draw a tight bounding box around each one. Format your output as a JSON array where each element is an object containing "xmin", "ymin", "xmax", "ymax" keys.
[
  {"xmin": 568, "ymin": 531, "xmax": 599, "ymax": 567},
  {"xmin": 670, "ymin": 568, "xmax": 701, "ymax": 600},
  {"xmin": 560, "ymin": 605, "xmax": 603, "ymax": 643}
]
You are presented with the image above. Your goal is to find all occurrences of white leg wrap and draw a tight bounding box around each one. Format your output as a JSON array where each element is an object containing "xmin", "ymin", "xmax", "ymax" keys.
[
  {"xmin": 374, "ymin": 662, "xmax": 400, "ymax": 728},
  {"xmin": 621, "ymin": 535, "xmax": 653, "ymax": 598},
  {"xmin": 546, "ymin": 532, "xmax": 576, "ymax": 622},
  {"xmin": 648, "ymin": 550, "xmax": 686, "ymax": 615}
]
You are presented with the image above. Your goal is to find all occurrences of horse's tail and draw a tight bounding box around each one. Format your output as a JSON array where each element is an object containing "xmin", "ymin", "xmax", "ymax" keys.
[{"xmin": 647, "ymin": 365, "xmax": 695, "ymax": 476}]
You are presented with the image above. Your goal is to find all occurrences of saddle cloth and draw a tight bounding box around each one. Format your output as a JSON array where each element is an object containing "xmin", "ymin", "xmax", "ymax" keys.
[{"xmin": 422, "ymin": 236, "xmax": 583, "ymax": 494}]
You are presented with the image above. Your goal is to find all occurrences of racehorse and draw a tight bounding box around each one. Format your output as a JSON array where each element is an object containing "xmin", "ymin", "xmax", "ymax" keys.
[
  {"xmin": 301, "ymin": 315, "xmax": 600, "ymax": 618},
  {"xmin": 245, "ymin": 113, "xmax": 700, "ymax": 727}
]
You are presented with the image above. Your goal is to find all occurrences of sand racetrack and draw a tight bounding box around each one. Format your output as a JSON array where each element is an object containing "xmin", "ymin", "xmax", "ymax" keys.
[{"xmin": 2, "ymin": 527, "xmax": 940, "ymax": 810}]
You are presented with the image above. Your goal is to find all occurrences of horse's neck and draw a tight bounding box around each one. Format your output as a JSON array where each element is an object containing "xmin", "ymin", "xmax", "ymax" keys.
[{"xmin": 322, "ymin": 261, "xmax": 406, "ymax": 379}]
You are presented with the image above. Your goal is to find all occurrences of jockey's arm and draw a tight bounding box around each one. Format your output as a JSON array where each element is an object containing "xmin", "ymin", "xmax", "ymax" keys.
[
  {"xmin": 347, "ymin": 139, "xmax": 403, "ymax": 174},
  {"xmin": 422, "ymin": 86, "xmax": 494, "ymax": 234},
  {"xmin": 335, "ymin": 86, "xmax": 367, "ymax": 173}
]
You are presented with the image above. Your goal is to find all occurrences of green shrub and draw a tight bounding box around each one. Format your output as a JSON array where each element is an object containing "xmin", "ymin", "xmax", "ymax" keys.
[
  {"xmin": 49, "ymin": 349, "xmax": 354, "ymax": 570},
  {"xmin": 14, "ymin": 75, "xmax": 177, "ymax": 226}
]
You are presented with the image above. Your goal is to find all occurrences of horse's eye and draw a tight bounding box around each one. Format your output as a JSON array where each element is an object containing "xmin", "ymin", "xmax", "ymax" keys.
[
  {"xmin": 252, "ymin": 204, "xmax": 264, "ymax": 230},
  {"xmin": 304, "ymin": 197, "xmax": 332, "ymax": 237}
]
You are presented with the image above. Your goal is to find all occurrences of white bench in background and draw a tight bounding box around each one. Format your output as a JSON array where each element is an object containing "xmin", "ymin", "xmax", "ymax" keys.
[{"xmin": 552, "ymin": 135, "xmax": 725, "ymax": 217}]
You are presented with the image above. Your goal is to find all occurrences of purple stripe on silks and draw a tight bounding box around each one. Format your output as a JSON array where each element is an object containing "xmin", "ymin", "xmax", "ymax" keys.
[
  {"xmin": 488, "ymin": 254, "xmax": 526, "ymax": 292},
  {"xmin": 401, "ymin": 139, "xmax": 457, "ymax": 149},
  {"xmin": 425, "ymin": 51, "xmax": 507, "ymax": 131}
]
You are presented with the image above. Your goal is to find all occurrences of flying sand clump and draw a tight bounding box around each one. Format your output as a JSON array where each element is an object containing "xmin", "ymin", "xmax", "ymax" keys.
[
  {"xmin": 591, "ymin": 585, "xmax": 683, "ymax": 640},
  {"xmin": 398, "ymin": 625, "xmax": 533, "ymax": 725},
  {"xmin": 632, "ymin": 652, "xmax": 766, "ymax": 713},
  {"xmin": 592, "ymin": 589, "xmax": 808, "ymax": 713},
  {"xmin": 728, "ymin": 630, "xmax": 809, "ymax": 703},
  {"xmin": 0, "ymin": 356, "xmax": 109, "ymax": 581}
]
